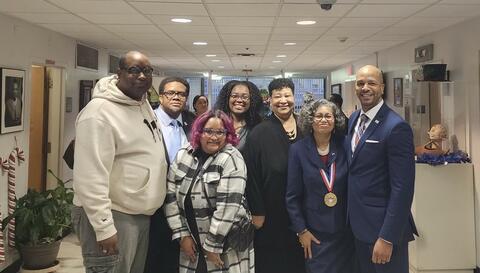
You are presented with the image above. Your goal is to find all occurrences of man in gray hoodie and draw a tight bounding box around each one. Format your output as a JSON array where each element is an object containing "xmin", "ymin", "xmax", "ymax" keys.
[{"xmin": 72, "ymin": 51, "xmax": 168, "ymax": 273}]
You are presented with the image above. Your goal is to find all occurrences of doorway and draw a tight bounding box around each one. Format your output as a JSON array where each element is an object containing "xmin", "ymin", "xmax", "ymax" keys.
[{"xmin": 28, "ymin": 65, "xmax": 65, "ymax": 191}]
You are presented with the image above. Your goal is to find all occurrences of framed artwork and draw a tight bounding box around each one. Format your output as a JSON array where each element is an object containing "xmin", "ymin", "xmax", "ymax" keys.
[
  {"xmin": 393, "ymin": 78, "xmax": 403, "ymax": 107},
  {"xmin": 331, "ymin": 84, "xmax": 342, "ymax": 95},
  {"xmin": 79, "ymin": 80, "xmax": 94, "ymax": 111},
  {"xmin": 1, "ymin": 68, "xmax": 25, "ymax": 134},
  {"xmin": 414, "ymin": 44, "xmax": 433, "ymax": 63}
]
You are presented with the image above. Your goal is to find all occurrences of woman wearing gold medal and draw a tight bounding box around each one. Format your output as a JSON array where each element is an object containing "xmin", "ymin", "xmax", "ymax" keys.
[{"xmin": 286, "ymin": 99, "xmax": 355, "ymax": 273}]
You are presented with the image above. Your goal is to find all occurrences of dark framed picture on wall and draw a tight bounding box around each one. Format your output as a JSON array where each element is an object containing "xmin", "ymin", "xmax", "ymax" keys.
[
  {"xmin": 79, "ymin": 80, "xmax": 94, "ymax": 111},
  {"xmin": 393, "ymin": 78, "xmax": 403, "ymax": 107},
  {"xmin": 331, "ymin": 84, "xmax": 342, "ymax": 95},
  {"xmin": 1, "ymin": 68, "xmax": 25, "ymax": 134}
]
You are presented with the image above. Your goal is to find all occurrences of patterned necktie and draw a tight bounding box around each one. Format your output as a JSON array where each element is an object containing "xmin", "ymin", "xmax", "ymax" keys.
[
  {"xmin": 354, "ymin": 114, "xmax": 369, "ymax": 151},
  {"xmin": 168, "ymin": 120, "xmax": 182, "ymax": 163}
]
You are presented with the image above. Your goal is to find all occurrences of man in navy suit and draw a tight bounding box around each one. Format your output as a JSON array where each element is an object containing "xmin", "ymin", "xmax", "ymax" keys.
[{"xmin": 347, "ymin": 65, "xmax": 417, "ymax": 273}]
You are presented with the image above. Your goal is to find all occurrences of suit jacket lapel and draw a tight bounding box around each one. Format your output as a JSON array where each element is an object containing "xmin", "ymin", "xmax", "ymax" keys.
[
  {"xmin": 347, "ymin": 111, "xmax": 360, "ymax": 160},
  {"xmin": 351, "ymin": 104, "xmax": 389, "ymax": 164}
]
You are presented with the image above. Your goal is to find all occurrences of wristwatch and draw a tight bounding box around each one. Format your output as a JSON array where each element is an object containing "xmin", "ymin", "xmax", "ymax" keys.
[{"xmin": 296, "ymin": 229, "xmax": 308, "ymax": 237}]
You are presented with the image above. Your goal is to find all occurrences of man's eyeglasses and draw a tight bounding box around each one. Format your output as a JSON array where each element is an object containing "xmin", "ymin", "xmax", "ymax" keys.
[
  {"xmin": 202, "ymin": 128, "xmax": 227, "ymax": 137},
  {"xmin": 163, "ymin": 90, "xmax": 187, "ymax": 99},
  {"xmin": 124, "ymin": 66, "xmax": 154, "ymax": 77},
  {"xmin": 230, "ymin": 93, "xmax": 250, "ymax": 101},
  {"xmin": 313, "ymin": 114, "xmax": 334, "ymax": 122}
]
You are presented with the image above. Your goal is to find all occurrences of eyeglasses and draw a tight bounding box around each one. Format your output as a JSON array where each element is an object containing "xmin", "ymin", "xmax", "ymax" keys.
[
  {"xmin": 313, "ymin": 114, "xmax": 334, "ymax": 122},
  {"xmin": 124, "ymin": 66, "xmax": 154, "ymax": 77},
  {"xmin": 202, "ymin": 128, "xmax": 227, "ymax": 137},
  {"xmin": 163, "ymin": 90, "xmax": 187, "ymax": 99},
  {"xmin": 230, "ymin": 93, "xmax": 250, "ymax": 101}
]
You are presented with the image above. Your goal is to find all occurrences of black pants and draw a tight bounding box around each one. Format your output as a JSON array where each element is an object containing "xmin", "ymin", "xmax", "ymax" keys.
[{"xmin": 143, "ymin": 208, "xmax": 179, "ymax": 273}]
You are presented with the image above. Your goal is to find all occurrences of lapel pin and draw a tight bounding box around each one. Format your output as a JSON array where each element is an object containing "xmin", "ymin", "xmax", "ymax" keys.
[{"xmin": 374, "ymin": 120, "xmax": 379, "ymax": 124}]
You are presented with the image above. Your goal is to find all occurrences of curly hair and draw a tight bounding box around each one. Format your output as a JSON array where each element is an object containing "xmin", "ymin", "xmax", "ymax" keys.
[
  {"xmin": 298, "ymin": 99, "xmax": 346, "ymax": 136},
  {"xmin": 190, "ymin": 110, "xmax": 239, "ymax": 150},
  {"xmin": 214, "ymin": 80, "xmax": 262, "ymax": 128}
]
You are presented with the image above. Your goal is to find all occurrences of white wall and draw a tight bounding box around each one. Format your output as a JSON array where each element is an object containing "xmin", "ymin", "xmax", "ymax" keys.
[
  {"xmin": 330, "ymin": 15, "xmax": 480, "ymax": 266},
  {"xmin": 0, "ymin": 13, "xmax": 110, "ymax": 269}
]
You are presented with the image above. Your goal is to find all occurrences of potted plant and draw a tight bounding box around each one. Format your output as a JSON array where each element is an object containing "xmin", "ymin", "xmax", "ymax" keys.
[{"xmin": 1, "ymin": 170, "xmax": 74, "ymax": 270}]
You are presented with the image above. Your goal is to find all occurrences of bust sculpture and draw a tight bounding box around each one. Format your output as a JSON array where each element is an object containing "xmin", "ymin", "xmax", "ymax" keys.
[{"xmin": 415, "ymin": 124, "xmax": 449, "ymax": 156}]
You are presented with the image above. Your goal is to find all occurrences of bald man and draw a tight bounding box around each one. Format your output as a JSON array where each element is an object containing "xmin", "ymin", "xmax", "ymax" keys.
[
  {"xmin": 72, "ymin": 51, "xmax": 168, "ymax": 273},
  {"xmin": 347, "ymin": 65, "xmax": 417, "ymax": 273}
]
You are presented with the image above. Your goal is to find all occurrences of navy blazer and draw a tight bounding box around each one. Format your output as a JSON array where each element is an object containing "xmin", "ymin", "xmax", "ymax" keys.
[
  {"xmin": 286, "ymin": 134, "xmax": 349, "ymax": 238},
  {"xmin": 347, "ymin": 103, "xmax": 417, "ymax": 245}
]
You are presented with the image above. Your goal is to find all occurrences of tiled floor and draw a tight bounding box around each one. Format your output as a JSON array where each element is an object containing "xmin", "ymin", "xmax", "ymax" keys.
[{"xmin": 55, "ymin": 233, "xmax": 84, "ymax": 273}]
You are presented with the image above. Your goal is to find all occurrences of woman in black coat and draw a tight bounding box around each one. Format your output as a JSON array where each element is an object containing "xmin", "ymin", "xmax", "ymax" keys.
[{"xmin": 243, "ymin": 78, "xmax": 305, "ymax": 273}]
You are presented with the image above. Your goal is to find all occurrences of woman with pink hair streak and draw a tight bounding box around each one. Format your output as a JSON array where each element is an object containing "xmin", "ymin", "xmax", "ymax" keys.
[{"xmin": 164, "ymin": 110, "xmax": 254, "ymax": 273}]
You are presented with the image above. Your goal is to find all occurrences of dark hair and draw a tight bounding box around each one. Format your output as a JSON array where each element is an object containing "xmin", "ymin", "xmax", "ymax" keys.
[
  {"xmin": 158, "ymin": 77, "xmax": 190, "ymax": 96},
  {"xmin": 190, "ymin": 110, "xmax": 239, "ymax": 149},
  {"xmin": 268, "ymin": 78, "xmax": 295, "ymax": 96},
  {"xmin": 193, "ymin": 95, "xmax": 208, "ymax": 112},
  {"xmin": 214, "ymin": 80, "xmax": 262, "ymax": 129},
  {"xmin": 329, "ymin": 93, "xmax": 343, "ymax": 107}
]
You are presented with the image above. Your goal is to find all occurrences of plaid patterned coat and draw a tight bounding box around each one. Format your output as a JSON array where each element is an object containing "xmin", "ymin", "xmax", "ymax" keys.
[{"xmin": 165, "ymin": 143, "xmax": 254, "ymax": 273}]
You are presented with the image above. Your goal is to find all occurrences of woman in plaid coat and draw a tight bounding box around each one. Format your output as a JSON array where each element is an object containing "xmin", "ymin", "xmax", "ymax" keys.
[{"xmin": 165, "ymin": 110, "xmax": 254, "ymax": 273}]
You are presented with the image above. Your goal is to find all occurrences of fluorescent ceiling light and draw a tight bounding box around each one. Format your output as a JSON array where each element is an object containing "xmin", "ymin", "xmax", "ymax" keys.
[
  {"xmin": 171, "ymin": 18, "xmax": 192, "ymax": 23},
  {"xmin": 193, "ymin": 41, "xmax": 208, "ymax": 45},
  {"xmin": 206, "ymin": 54, "xmax": 216, "ymax": 57},
  {"xmin": 284, "ymin": 42, "xmax": 296, "ymax": 46},
  {"xmin": 272, "ymin": 60, "xmax": 282, "ymax": 63},
  {"xmin": 217, "ymin": 66, "xmax": 225, "ymax": 69},
  {"xmin": 211, "ymin": 59, "xmax": 221, "ymax": 62},
  {"xmin": 276, "ymin": 55, "xmax": 287, "ymax": 58},
  {"xmin": 296, "ymin": 20, "xmax": 316, "ymax": 25}
]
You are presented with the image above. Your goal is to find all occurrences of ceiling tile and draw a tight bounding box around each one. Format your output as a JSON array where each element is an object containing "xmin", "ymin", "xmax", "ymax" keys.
[
  {"xmin": 207, "ymin": 3, "xmax": 280, "ymax": 16},
  {"xmin": 322, "ymin": 27, "xmax": 383, "ymax": 40},
  {"xmin": 335, "ymin": 17, "xmax": 400, "ymax": 27},
  {"xmin": 9, "ymin": 12, "xmax": 89, "ymax": 24},
  {"xmin": 439, "ymin": 0, "xmax": 480, "ymax": 3},
  {"xmin": 415, "ymin": 4, "xmax": 480, "ymax": 17},
  {"xmin": 217, "ymin": 26, "xmax": 272, "ymax": 34},
  {"xmin": 270, "ymin": 33, "xmax": 320, "ymax": 41},
  {"xmin": 213, "ymin": 17, "xmax": 275, "ymax": 27},
  {"xmin": 221, "ymin": 34, "xmax": 269, "ymax": 44},
  {"xmin": 346, "ymin": 4, "xmax": 428, "ymax": 17},
  {"xmin": 147, "ymin": 15, "xmax": 213, "ymax": 26},
  {"xmin": 78, "ymin": 13, "xmax": 151, "ymax": 24},
  {"xmin": 205, "ymin": 0, "xmax": 280, "ymax": 2},
  {"xmin": 0, "ymin": 0, "xmax": 64, "ymax": 12},
  {"xmin": 394, "ymin": 17, "xmax": 465, "ymax": 29},
  {"xmin": 280, "ymin": 4, "xmax": 354, "ymax": 17},
  {"xmin": 273, "ymin": 27, "xmax": 329, "ymax": 35},
  {"xmin": 276, "ymin": 17, "xmax": 338, "ymax": 27},
  {"xmin": 128, "ymin": 0, "xmax": 202, "ymax": 2},
  {"xmin": 40, "ymin": 23, "xmax": 106, "ymax": 33},
  {"xmin": 361, "ymin": 0, "xmax": 436, "ymax": 3},
  {"xmin": 130, "ymin": 2, "xmax": 208, "ymax": 15},
  {"xmin": 101, "ymin": 24, "xmax": 160, "ymax": 33},
  {"xmin": 48, "ymin": 0, "xmax": 138, "ymax": 13},
  {"xmin": 161, "ymin": 25, "xmax": 217, "ymax": 34}
]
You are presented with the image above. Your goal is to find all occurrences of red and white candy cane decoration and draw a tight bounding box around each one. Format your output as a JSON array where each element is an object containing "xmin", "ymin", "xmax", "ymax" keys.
[
  {"xmin": 0, "ymin": 207, "xmax": 5, "ymax": 263},
  {"xmin": 0, "ymin": 156, "xmax": 7, "ymax": 263},
  {"xmin": 6, "ymin": 148, "xmax": 25, "ymax": 248}
]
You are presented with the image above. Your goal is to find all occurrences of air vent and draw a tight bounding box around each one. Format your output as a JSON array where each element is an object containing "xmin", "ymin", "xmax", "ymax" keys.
[{"xmin": 236, "ymin": 53, "xmax": 256, "ymax": 57}]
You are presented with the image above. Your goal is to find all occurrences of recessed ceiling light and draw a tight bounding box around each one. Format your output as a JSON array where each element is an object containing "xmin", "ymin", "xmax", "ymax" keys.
[
  {"xmin": 206, "ymin": 54, "xmax": 216, "ymax": 57},
  {"xmin": 211, "ymin": 59, "xmax": 221, "ymax": 62},
  {"xmin": 193, "ymin": 41, "xmax": 208, "ymax": 45},
  {"xmin": 276, "ymin": 55, "xmax": 287, "ymax": 58},
  {"xmin": 171, "ymin": 18, "xmax": 192, "ymax": 23},
  {"xmin": 272, "ymin": 60, "xmax": 282, "ymax": 63},
  {"xmin": 217, "ymin": 66, "xmax": 225, "ymax": 69},
  {"xmin": 284, "ymin": 42, "xmax": 297, "ymax": 46},
  {"xmin": 296, "ymin": 20, "xmax": 316, "ymax": 25}
]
